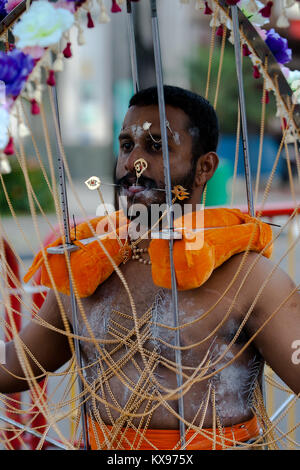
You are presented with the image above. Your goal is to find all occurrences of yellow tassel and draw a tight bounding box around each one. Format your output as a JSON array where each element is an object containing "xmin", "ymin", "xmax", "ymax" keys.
[
  {"xmin": 284, "ymin": 0, "xmax": 295, "ymax": 7},
  {"xmin": 277, "ymin": 13, "xmax": 289, "ymax": 28},
  {"xmin": 18, "ymin": 122, "xmax": 30, "ymax": 138},
  {"xmin": 77, "ymin": 26, "xmax": 86, "ymax": 45},
  {"xmin": 53, "ymin": 52, "xmax": 64, "ymax": 72},
  {"xmin": 195, "ymin": 0, "xmax": 204, "ymax": 11},
  {"xmin": 0, "ymin": 154, "xmax": 11, "ymax": 174},
  {"xmin": 99, "ymin": 5, "xmax": 110, "ymax": 23}
]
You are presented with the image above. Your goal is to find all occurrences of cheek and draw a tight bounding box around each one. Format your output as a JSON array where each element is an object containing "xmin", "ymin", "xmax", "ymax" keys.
[{"xmin": 115, "ymin": 159, "xmax": 124, "ymax": 179}]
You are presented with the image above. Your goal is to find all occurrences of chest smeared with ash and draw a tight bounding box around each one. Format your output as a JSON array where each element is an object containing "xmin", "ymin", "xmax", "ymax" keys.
[{"xmin": 71, "ymin": 263, "xmax": 262, "ymax": 427}]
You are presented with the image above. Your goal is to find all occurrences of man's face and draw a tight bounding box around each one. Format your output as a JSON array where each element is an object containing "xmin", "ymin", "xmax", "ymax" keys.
[{"xmin": 115, "ymin": 104, "xmax": 197, "ymax": 211}]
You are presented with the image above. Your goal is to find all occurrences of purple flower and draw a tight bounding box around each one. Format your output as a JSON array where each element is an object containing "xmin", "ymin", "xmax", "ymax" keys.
[
  {"xmin": 0, "ymin": 49, "xmax": 34, "ymax": 97},
  {"xmin": 0, "ymin": 0, "xmax": 7, "ymax": 19},
  {"xmin": 265, "ymin": 28, "xmax": 292, "ymax": 65}
]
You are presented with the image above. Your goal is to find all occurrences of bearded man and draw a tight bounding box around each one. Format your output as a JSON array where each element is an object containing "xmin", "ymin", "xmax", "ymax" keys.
[{"xmin": 1, "ymin": 86, "xmax": 299, "ymax": 450}]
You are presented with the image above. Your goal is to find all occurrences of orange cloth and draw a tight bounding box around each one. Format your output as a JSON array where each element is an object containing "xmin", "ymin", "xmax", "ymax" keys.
[
  {"xmin": 24, "ymin": 208, "xmax": 273, "ymax": 297},
  {"xmin": 88, "ymin": 415, "xmax": 260, "ymax": 450}
]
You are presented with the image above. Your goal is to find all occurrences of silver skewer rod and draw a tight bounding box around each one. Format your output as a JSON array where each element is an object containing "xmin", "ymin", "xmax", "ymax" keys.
[
  {"xmin": 126, "ymin": 0, "xmax": 139, "ymax": 93},
  {"xmin": 0, "ymin": 413, "xmax": 69, "ymax": 450},
  {"xmin": 231, "ymin": 5, "xmax": 255, "ymax": 217},
  {"xmin": 150, "ymin": 0, "xmax": 186, "ymax": 448},
  {"xmin": 51, "ymin": 87, "xmax": 89, "ymax": 450},
  {"xmin": 270, "ymin": 394, "xmax": 296, "ymax": 422}
]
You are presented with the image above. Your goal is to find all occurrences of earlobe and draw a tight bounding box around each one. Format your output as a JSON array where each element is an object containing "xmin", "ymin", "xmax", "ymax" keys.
[{"xmin": 194, "ymin": 152, "xmax": 219, "ymax": 187}]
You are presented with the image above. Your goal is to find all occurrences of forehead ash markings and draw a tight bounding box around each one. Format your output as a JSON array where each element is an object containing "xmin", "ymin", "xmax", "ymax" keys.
[{"xmin": 121, "ymin": 121, "xmax": 181, "ymax": 145}]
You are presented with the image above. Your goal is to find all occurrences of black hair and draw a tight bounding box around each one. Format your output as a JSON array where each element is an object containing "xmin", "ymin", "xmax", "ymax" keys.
[{"xmin": 128, "ymin": 85, "xmax": 219, "ymax": 163}]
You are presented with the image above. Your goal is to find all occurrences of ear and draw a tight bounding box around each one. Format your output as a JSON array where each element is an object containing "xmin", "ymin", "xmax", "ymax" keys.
[{"xmin": 194, "ymin": 152, "xmax": 219, "ymax": 187}]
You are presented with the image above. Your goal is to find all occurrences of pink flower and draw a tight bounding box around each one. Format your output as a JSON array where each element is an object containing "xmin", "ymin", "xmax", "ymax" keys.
[
  {"xmin": 5, "ymin": 0, "xmax": 22, "ymax": 13},
  {"xmin": 53, "ymin": 0, "xmax": 76, "ymax": 13},
  {"xmin": 280, "ymin": 65, "xmax": 290, "ymax": 79},
  {"xmin": 22, "ymin": 45, "xmax": 44, "ymax": 60},
  {"xmin": 254, "ymin": 26, "xmax": 267, "ymax": 41}
]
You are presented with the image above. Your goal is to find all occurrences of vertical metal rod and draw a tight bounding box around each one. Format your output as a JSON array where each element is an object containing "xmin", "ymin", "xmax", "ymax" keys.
[
  {"xmin": 231, "ymin": 5, "xmax": 254, "ymax": 217},
  {"xmin": 51, "ymin": 87, "xmax": 89, "ymax": 450},
  {"xmin": 150, "ymin": 0, "xmax": 186, "ymax": 448},
  {"xmin": 127, "ymin": 0, "xmax": 139, "ymax": 93},
  {"xmin": 231, "ymin": 5, "xmax": 269, "ymax": 425},
  {"xmin": 270, "ymin": 394, "xmax": 296, "ymax": 422},
  {"xmin": 0, "ymin": 413, "xmax": 69, "ymax": 450}
]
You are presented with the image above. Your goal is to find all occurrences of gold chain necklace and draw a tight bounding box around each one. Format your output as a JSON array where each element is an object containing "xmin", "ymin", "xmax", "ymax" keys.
[
  {"xmin": 122, "ymin": 186, "xmax": 189, "ymax": 265},
  {"xmin": 131, "ymin": 246, "xmax": 151, "ymax": 265}
]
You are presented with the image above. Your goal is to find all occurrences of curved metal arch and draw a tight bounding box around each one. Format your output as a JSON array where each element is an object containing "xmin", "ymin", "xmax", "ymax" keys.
[
  {"xmin": 0, "ymin": 0, "xmax": 32, "ymax": 38},
  {"xmin": 216, "ymin": 0, "xmax": 300, "ymax": 136},
  {"xmin": 0, "ymin": 0, "xmax": 299, "ymax": 134}
]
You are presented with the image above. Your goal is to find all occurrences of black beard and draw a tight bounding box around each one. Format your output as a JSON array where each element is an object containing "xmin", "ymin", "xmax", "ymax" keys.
[{"xmin": 114, "ymin": 158, "xmax": 197, "ymax": 226}]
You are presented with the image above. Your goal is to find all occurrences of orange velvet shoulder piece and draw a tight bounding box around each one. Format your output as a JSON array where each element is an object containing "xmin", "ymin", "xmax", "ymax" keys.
[
  {"xmin": 23, "ymin": 211, "xmax": 129, "ymax": 297},
  {"xmin": 148, "ymin": 208, "xmax": 273, "ymax": 290},
  {"xmin": 24, "ymin": 208, "xmax": 273, "ymax": 297}
]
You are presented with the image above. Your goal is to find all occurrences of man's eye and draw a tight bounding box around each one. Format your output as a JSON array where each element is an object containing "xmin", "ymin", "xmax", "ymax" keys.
[
  {"xmin": 151, "ymin": 142, "xmax": 162, "ymax": 152},
  {"xmin": 121, "ymin": 142, "xmax": 133, "ymax": 152}
]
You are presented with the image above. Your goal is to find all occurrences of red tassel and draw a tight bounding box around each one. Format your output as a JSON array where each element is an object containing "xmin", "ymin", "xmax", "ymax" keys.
[
  {"xmin": 264, "ymin": 90, "xmax": 269, "ymax": 104},
  {"xmin": 253, "ymin": 65, "xmax": 260, "ymax": 79},
  {"xmin": 47, "ymin": 70, "xmax": 56, "ymax": 87},
  {"xmin": 111, "ymin": 0, "xmax": 122, "ymax": 13},
  {"xmin": 259, "ymin": 1, "xmax": 273, "ymax": 18},
  {"xmin": 63, "ymin": 42, "xmax": 72, "ymax": 59},
  {"xmin": 204, "ymin": 2, "xmax": 213, "ymax": 14},
  {"xmin": 242, "ymin": 44, "xmax": 251, "ymax": 56},
  {"xmin": 216, "ymin": 25, "xmax": 224, "ymax": 36},
  {"xmin": 225, "ymin": 0, "xmax": 240, "ymax": 4},
  {"xmin": 87, "ymin": 12, "xmax": 94, "ymax": 28},
  {"xmin": 261, "ymin": 90, "xmax": 269, "ymax": 104},
  {"xmin": 4, "ymin": 137, "xmax": 14, "ymax": 156},
  {"xmin": 31, "ymin": 99, "xmax": 40, "ymax": 115},
  {"xmin": 282, "ymin": 118, "xmax": 287, "ymax": 129}
]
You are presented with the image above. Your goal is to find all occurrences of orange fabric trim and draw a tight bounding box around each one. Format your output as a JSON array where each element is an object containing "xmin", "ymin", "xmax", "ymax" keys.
[
  {"xmin": 88, "ymin": 415, "xmax": 260, "ymax": 450},
  {"xmin": 23, "ymin": 208, "xmax": 273, "ymax": 298}
]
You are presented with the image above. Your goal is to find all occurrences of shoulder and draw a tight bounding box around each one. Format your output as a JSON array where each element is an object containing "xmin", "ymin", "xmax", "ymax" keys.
[
  {"xmin": 211, "ymin": 251, "xmax": 296, "ymax": 312},
  {"xmin": 223, "ymin": 252, "xmax": 299, "ymax": 329}
]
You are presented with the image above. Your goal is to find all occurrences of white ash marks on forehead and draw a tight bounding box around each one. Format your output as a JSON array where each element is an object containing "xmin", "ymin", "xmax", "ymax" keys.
[
  {"xmin": 173, "ymin": 131, "xmax": 181, "ymax": 145},
  {"xmin": 130, "ymin": 124, "xmax": 144, "ymax": 138}
]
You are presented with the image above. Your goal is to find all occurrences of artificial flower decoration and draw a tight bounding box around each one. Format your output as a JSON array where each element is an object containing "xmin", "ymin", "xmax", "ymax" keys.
[
  {"xmin": 287, "ymin": 70, "xmax": 300, "ymax": 104},
  {"xmin": 0, "ymin": 49, "xmax": 34, "ymax": 97},
  {"xmin": 13, "ymin": 0, "xmax": 74, "ymax": 49},
  {"xmin": 0, "ymin": 107, "xmax": 10, "ymax": 150},
  {"xmin": 54, "ymin": 0, "xmax": 77, "ymax": 13},
  {"xmin": 265, "ymin": 28, "xmax": 292, "ymax": 65},
  {"xmin": 5, "ymin": 0, "xmax": 23, "ymax": 13},
  {"xmin": 0, "ymin": 0, "xmax": 7, "ymax": 19},
  {"xmin": 239, "ymin": 0, "xmax": 270, "ymax": 26}
]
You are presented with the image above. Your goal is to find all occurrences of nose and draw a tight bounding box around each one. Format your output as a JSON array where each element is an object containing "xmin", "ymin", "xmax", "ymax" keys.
[{"xmin": 124, "ymin": 146, "xmax": 147, "ymax": 174}]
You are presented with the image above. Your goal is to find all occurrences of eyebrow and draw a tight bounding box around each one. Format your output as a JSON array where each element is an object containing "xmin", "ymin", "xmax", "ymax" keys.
[
  {"xmin": 118, "ymin": 129, "xmax": 174, "ymax": 145},
  {"xmin": 118, "ymin": 132, "xmax": 132, "ymax": 140}
]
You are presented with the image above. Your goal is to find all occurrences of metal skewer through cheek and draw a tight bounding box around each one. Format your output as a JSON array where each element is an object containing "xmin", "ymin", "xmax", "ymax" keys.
[
  {"xmin": 150, "ymin": 0, "xmax": 186, "ymax": 448},
  {"xmin": 51, "ymin": 87, "xmax": 90, "ymax": 450}
]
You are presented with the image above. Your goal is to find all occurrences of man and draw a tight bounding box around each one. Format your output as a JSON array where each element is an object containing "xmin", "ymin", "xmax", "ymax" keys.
[{"xmin": 0, "ymin": 86, "xmax": 299, "ymax": 450}]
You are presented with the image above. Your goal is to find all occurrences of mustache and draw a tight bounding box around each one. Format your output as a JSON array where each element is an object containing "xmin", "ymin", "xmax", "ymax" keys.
[{"xmin": 115, "ymin": 173, "xmax": 158, "ymax": 190}]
